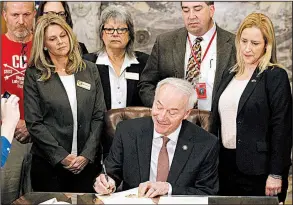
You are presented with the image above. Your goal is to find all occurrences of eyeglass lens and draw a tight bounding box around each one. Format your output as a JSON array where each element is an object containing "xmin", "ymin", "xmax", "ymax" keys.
[
  {"xmin": 103, "ymin": 28, "xmax": 128, "ymax": 34},
  {"xmin": 43, "ymin": 11, "xmax": 67, "ymax": 18}
]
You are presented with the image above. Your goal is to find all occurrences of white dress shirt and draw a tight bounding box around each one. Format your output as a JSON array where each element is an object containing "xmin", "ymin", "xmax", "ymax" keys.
[
  {"xmin": 218, "ymin": 78, "xmax": 249, "ymax": 149},
  {"xmin": 184, "ymin": 23, "xmax": 217, "ymax": 111},
  {"xmin": 149, "ymin": 123, "xmax": 182, "ymax": 195},
  {"xmin": 96, "ymin": 51, "xmax": 139, "ymax": 109},
  {"xmin": 59, "ymin": 74, "xmax": 78, "ymax": 155}
]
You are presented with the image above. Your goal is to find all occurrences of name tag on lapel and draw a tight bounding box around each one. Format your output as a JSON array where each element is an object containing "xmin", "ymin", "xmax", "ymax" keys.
[
  {"xmin": 77, "ymin": 80, "xmax": 91, "ymax": 90},
  {"xmin": 125, "ymin": 72, "xmax": 139, "ymax": 80}
]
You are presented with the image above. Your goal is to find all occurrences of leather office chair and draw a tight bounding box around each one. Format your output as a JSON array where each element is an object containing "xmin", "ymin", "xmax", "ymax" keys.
[{"xmin": 102, "ymin": 106, "xmax": 211, "ymax": 158}]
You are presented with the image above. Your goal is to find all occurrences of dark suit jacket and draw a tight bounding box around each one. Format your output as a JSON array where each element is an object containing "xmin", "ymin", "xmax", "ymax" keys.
[
  {"xmin": 138, "ymin": 26, "xmax": 236, "ymax": 107},
  {"xmin": 105, "ymin": 117, "xmax": 219, "ymax": 195},
  {"xmin": 24, "ymin": 60, "xmax": 106, "ymax": 166},
  {"xmin": 83, "ymin": 51, "xmax": 149, "ymax": 110},
  {"xmin": 79, "ymin": 42, "xmax": 88, "ymax": 55},
  {"xmin": 210, "ymin": 66, "xmax": 292, "ymax": 175}
]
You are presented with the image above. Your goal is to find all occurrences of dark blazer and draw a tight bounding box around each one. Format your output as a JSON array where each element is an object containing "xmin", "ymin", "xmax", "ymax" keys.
[
  {"xmin": 105, "ymin": 117, "xmax": 219, "ymax": 195},
  {"xmin": 210, "ymin": 66, "xmax": 292, "ymax": 175},
  {"xmin": 83, "ymin": 51, "xmax": 149, "ymax": 110},
  {"xmin": 24, "ymin": 60, "xmax": 106, "ymax": 166},
  {"xmin": 79, "ymin": 42, "xmax": 89, "ymax": 55},
  {"xmin": 138, "ymin": 25, "xmax": 236, "ymax": 107}
]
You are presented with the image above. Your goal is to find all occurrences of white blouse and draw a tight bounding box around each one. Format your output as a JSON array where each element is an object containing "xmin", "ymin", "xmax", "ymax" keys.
[
  {"xmin": 59, "ymin": 74, "xmax": 78, "ymax": 155},
  {"xmin": 218, "ymin": 78, "xmax": 249, "ymax": 149},
  {"xmin": 96, "ymin": 52, "xmax": 139, "ymax": 109}
]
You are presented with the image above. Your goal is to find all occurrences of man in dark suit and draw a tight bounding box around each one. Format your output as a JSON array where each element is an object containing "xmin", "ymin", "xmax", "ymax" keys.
[
  {"xmin": 138, "ymin": 2, "xmax": 236, "ymax": 111},
  {"xmin": 94, "ymin": 78, "xmax": 219, "ymax": 197}
]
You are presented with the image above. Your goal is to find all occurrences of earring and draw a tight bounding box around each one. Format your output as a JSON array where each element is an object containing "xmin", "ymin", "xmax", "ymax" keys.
[{"xmin": 44, "ymin": 47, "xmax": 48, "ymax": 51}]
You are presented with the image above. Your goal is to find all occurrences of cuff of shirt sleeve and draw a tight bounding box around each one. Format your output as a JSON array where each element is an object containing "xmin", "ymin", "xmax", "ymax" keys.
[
  {"xmin": 167, "ymin": 182, "xmax": 172, "ymax": 195},
  {"xmin": 269, "ymin": 174, "xmax": 282, "ymax": 180}
]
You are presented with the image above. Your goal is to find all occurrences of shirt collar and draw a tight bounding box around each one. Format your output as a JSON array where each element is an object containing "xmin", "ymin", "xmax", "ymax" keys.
[
  {"xmin": 96, "ymin": 51, "xmax": 110, "ymax": 65},
  {"xmin": 153, "ymin": 123, "xmax": 182, "ymax": 144},
  {"xmin": 96, "ymin": 51, "xmax": 139, "ymax": 67},
  {"xmin": 188, "ymin": 21, "xmax": 216, "ymax": 44}
]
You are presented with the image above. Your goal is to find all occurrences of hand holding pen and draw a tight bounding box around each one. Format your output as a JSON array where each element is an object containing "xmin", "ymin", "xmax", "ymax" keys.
[
  {"xmin": 93, "ymin": 147, "xmax": 116, "ymax": 195},
  {"xmin": 93, "ymin": 170, "xmax": 116, "ymax": 194}
]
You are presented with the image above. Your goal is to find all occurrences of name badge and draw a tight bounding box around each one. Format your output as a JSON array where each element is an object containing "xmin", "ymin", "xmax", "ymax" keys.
[
  {"xmin": 125, "ymin": 72, "xmax": 139, "ymax": 80},
  {"xmin": 77, "ymin": 80, "xmax": 91, "ymax": 90},
  {"xmin": 195, "ymin": 83, "xmax": 207, "ymax": 99}
]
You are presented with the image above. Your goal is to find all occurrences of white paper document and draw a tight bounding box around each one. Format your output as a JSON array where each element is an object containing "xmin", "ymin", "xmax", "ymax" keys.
[
  {"xmin": 96, "ymin": 187, "xmax": 208, "ymax": 204},
  {"xmin": 97, "ymin": 187, "xmax": 155, "ymax": 204},
  {"xmin": 158, "ymin": 196, "xmax": 208, "ymax": 204},
  {"xmin": 39, "ymin": 197, "xmax": 71, "ymax": 204}
]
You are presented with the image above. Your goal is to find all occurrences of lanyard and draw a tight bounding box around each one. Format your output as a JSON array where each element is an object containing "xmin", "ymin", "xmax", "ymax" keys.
[{"xmin": 187, "ymin": 30, "xmax": 216, "ymax": 71}]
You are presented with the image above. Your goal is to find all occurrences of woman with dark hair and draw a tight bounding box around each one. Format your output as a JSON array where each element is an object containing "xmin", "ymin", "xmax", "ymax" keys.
[
  {"xmin": 36, "ymin": 1, "xmax": 88, "ymax": 54},
  {"xmin": 83, "ymin": 5, "xmax": 149, "ymax": 110}
]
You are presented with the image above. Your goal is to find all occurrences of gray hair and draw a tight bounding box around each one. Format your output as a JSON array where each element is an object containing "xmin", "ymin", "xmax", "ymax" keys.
[
  {"xmin": 3, "ymin": 1, "xmax": 35, "ymax": 11},
  {"xmin": 98, "ymin": 5, "xmax": 135, "ymax": 57},
  {"xmin": 155, "ymin": 78, "xmax": 197, "ymax": 110}
]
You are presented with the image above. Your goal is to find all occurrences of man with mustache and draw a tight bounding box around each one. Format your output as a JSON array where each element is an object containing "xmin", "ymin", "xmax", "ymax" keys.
[
  {"xmin": 2, "ymin": 2, "xmax": 36, "ymax": 143},
  {"xmin": 138, "ymin": 2, "xmax": 236, "ymax": 112},
  {"xmin": 94, "ymin": 78, "xmax": 219, "ymax": 197}
]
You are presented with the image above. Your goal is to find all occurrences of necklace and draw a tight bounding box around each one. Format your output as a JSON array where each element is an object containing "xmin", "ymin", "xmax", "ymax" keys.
[{"xmin": 55, "ymin": 68, "xmax": 66, "ymax": 73}]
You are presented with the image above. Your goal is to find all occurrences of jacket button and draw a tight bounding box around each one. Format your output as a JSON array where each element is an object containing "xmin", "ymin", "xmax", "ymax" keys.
[
  {"xmin": 237, "ymin": 121, "xmax": 241, "ymax": 124},
  {"xmin": 237, "ymin": 139, "xmax": 241, "ymax": 144}
]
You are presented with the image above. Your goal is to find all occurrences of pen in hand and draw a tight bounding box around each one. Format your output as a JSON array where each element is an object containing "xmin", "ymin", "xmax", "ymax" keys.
[
  {"xmin": 101, "ymin": 161, "xmax": 109, "ymax": 182},
  {"xmin": 100, "ymin": 145, "xmax": 112, "ymax": 193},
  {"xmin": 101, "ymin": 159, "xmax": 113, "ymax": 194},
  {"xmin": 100, "ymin": 145, "xmax": 109, "ymax": 182}
]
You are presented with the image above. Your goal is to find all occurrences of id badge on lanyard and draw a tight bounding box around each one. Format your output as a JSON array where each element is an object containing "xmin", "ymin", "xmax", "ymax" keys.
[
  {"xmin": 195, "ymin": 82, "xmax": 207, "ymax": 99},
  {"xmin": 188, "ymin": 30, "xmax": 216, "ymax": 100}
]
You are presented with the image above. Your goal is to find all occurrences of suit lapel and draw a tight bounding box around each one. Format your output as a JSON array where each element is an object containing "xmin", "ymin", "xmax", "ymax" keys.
[
  {"xmin": 237, "ymin": 68, "xmax": 263, "ymax": 115},
  {"xmin": 74, "ymin": 69, "xmax": 91, "ymax": 125},
  {"xmin": 137, "ymin": 118, "xmax": 153, "ymax": 182},
  {"xmin": 213, "ymin": 26, "xmax": 234, "ymax": 99},
  {"xmin": 50, "ymin": 72, "xmax": 73, "ymax": 115},
  {"xmin": 211, "ymin": 70, "xmax": 235, "ymax": 129},
  {"xmin": 173, "ymin": 28, "xmax": 188, "ymax": 78},
  {"xmin": 214, "ymin": 70, "xmax": 235, "ymax": 104},
  {"xmin": 125, "ymin": 65, "xmax": 137, "ymax": 106},
  {"xmin": 167, "ymin": 121, "xmax": 194, "ymax": 184},
  {"xmin": 97, "ymin": 65, "xmax": 111, "ymax": 110}
]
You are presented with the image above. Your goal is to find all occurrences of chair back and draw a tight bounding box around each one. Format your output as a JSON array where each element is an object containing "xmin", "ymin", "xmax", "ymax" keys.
[{"xmin": 102, "ymin": 106, "xmax": 211, "ymax": 156}]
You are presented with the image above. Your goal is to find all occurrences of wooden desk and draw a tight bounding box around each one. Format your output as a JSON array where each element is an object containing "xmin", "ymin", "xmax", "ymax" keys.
[{"xmin": 12, "ymin": 192, "xmax": 279, "ymax": 205}]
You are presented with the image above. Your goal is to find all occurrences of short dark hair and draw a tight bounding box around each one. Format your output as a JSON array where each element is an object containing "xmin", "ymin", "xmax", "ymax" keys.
[
  {"xmin": 180, "ymin": 1, "xmax": 214, "ymax": 7},
  {"xmin": 36, "ymin": 1, "xmax": 73, "ymax": 28},
  {"xmin": 206, "ymin": 2, "xmax": 214, "ymax": 6}
]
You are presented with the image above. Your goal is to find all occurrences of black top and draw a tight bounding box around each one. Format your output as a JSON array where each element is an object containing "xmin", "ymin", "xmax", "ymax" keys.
[{"xmin": 79, "ymin": 42, "xmax": 88, "ymax": 55}]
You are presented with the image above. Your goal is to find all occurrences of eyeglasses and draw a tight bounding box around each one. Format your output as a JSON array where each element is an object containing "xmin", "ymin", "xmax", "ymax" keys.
[
  {"xmin": 43, "ymin": 11, "xmax": 67, "ymax": 18},
  {"xmin": 103, "ymin": 27, "xmax": 128, "ymax": 34},
  {"xmin": 21, "ymin": 43, "xmax": 28, "ymax": 65}
]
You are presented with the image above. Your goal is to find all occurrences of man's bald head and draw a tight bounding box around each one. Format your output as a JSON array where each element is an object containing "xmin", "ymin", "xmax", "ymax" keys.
[
  {"xmin": 2, "ymin": 2, "xmax": 36, "ymax": 42},
  {"xmin": 3, "ymin": 1, "xmax": 35, "ymax": 12}
]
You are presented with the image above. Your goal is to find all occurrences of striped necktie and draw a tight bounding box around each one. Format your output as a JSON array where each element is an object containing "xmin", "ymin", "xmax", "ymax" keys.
[{"xmin": 185, "ymin": 37, "xmax": 203, "ymax": 85}]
